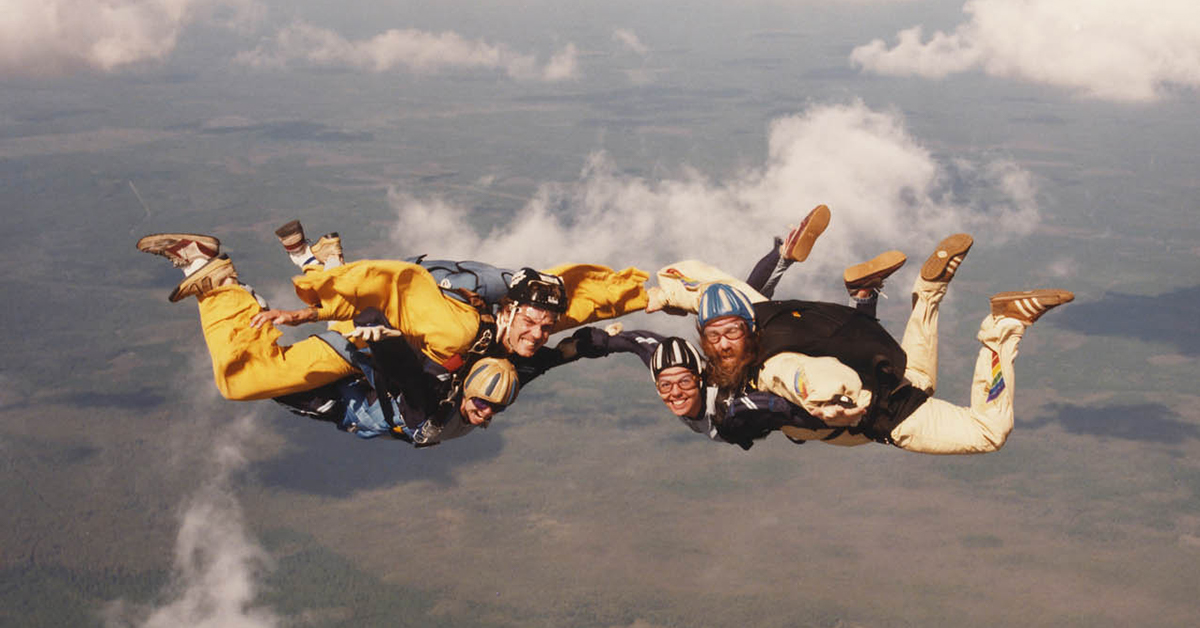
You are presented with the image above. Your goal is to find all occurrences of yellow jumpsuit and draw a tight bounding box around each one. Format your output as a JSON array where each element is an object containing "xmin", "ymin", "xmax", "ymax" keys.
[{"xmin": 197, "ymin": 260, "xmax": 649, "ymax": 401}]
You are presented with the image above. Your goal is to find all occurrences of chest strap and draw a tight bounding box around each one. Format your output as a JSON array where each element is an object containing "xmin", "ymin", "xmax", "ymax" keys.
[{"xmin": 313, "ymin": 330, "xmax": 399, "ymax": 429}]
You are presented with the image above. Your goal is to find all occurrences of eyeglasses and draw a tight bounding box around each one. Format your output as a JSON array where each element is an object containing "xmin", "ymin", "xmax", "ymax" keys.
[
  {"xmin": 470, "ymin": 397, "xmax": 507, "ymax": 414},
  {"xmin": 656, "ymin": 374, "xmax": 700, "ymax": 394},
  {"xmin": 702, "ymin": 321, "xmax": 747, "ymax": 344}
]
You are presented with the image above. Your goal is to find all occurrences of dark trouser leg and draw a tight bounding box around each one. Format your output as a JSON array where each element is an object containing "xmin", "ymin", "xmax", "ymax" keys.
[{"xmin": 746, "ymin": 238, "xmax": 793, "ymax": 299}]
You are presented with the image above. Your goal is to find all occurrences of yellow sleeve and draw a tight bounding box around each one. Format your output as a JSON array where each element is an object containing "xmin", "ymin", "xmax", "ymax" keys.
[
  {"xmin": 292, "ymin": 260, "xmax": 481, "ymax": 364},
  {"xmin": 540, "ymin": 263, "xmax": 650, "ymax": 332}
]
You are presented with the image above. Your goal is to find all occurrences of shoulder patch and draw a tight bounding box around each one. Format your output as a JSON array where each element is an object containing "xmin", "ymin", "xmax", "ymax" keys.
[
  {"xmin": 792, "ymin": 369, "xmax": 808, "ymax": 399},
  {"xmin": 662, "ymin": 267, "xmax": 703, "ymax": 292}
]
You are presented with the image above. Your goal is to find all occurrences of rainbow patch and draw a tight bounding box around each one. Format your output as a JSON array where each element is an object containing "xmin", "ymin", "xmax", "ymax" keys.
[
  {"xmin": 793, "ymin": 371, "xmax": 808, "ymax": 400},
  {"xmin": 986, "ymin": 350, "xmax": 1005, "ymax": 402},
  {"xmin": 662, "ymin": 267, "xmax": 703, "ymax": 292}
]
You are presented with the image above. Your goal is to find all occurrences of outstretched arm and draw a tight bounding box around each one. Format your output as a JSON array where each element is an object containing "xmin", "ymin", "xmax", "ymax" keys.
[
  {"xmin": 540, "ymin": 264, "xmax": 651, "ymax": 332},
  {"xmin": 650, "ymin": 260, "xmax": 767, "ymax": 314},
  {"xmin": 249, "ymin": 306, "xmax": 318, "ymax": 328},
  {"xmin": 560, "ymin": 326, "xmax": 666, "ymax": 367},
  {"xmin": 715, "ymin": 390, "xmax": 836, "ymax": 449}
]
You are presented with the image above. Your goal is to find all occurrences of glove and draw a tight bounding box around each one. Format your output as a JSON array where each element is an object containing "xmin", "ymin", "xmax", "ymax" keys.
[
  {"xmin": 569, "ymin": 326, "xmax": 611, "ymax": 359},
  {"xmin": 411, "ymin": 420, "xmax": 443, "ymax": 446},
  {"xmin": 344, "ymin": 325, "xmax": 403, "ymax": 343}
]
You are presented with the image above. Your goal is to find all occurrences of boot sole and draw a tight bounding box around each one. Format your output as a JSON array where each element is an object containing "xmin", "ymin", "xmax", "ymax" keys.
[
  {"xmin": 783, "ymin": 204, "xmax": 831, "ymax": 262},
  {"xmin": 844, "ymin": 250, "xmax": 907, "ymax": 289},
  {"xmin": 136, "ymin": 233, "xmax": 220, "ymax": 256},
  {"xmin": 274, "ymin": 219, "xmax": 304, "ymax": 239},
  {"xmin": 312, "ymin": 233, "xmax": 343, "ymax": 264},
  {"xmin": 920, "ymin": 233, "xmax": 973, "ymax": 281},
  {"xmin": 169, "ymin": 255, "xmax": 235, "ymax": 302}
]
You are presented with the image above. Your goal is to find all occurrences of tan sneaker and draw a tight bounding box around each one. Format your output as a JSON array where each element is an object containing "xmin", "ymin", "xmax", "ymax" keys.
[
  {"xmin": 274, "ymin": 219, "xmax": 307, "ymax": 254},
  {"xmin": 990, "ymin": 289, "xmax": 1075, "ymax": 325},
  {"xmin": 135, "ymin": 233, "xmax": 220, "ymax": 268},
  {"xmin": 920, "ymin": 233, "xmax": 973, "ymax": 282},
  {"xmin": 311, "ymin": 232, "xmax": 343, "ymax": 266},
  {"xmin": 169, "ymin": 255, "xmax": 238, "ymax": 302},
  {"xmin": 781, "ymin": 204, "xmax": 831, "ymax": 262},
  {"xmin": 844, "ymin": 250, "xmax": 907, "ymax": 292}
]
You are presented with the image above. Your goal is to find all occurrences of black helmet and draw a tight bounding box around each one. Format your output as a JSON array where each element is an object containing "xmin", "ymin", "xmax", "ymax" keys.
[
  {"xmin": 507, "ymin": 267, "xmax": 568, "ymax": 314},
  {"xmin": 650, "ymin": 337, "xmax": 703, "ymax": 380}
]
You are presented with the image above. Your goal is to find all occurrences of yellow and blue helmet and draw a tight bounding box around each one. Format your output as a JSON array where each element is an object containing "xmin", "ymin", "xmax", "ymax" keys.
[{"xmin": 463, "ymin": 357, "xmax": 520, "ymax": 407}]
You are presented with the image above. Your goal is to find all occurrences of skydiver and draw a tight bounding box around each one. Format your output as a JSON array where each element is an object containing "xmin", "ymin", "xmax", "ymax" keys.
[
  {"xmin": 261, "ymin": 220, "xmax": 664, "ymax": 444},
  {"xmin": 275, "ymin": 344, "xmax": 519, "ymax": 446},
  {"xmin": 651, "ymin": 233, "xmax": 1075, "ymax": 454},
  {"xmin": 135, "ymin": 230, "xmax": 648, "ymax": 414},
  {"xmin": 564, "ymin": 327, "xmax": 808, "ymax": 449},
  {"xmin": 563, "ymin": 204, "xmax": 912, "ymax": 449},
  {"xmin": 256, "ymin": 220, "xmax": 667, "ymax": 446}
]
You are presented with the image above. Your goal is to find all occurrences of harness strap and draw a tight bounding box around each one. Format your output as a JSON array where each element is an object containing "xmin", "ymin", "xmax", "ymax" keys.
[
  {"xmin": 434, "ymin": 287, "xmax": 500, "ymax": 424},
  {"xmin": 313, "ymin": 330, "xmax": 400, "ymax": 430}
]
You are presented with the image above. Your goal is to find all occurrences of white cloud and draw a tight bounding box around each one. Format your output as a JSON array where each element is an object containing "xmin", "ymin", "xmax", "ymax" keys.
[
  {"xmin": 613, "ymin": 28, "xmax": 649, "ymax": 56},
  {"xmin": 542, "ymin": 43, "xmax": 579, "ymax": 82},
  {"xmin": 851, "ymin": 0, "xmax": 1200, "ymax": 102},
  {"xmin": 236, "ymin": 21, "xmax": 579, "ymax": 81},
  {"xmin": 104, "ymin": 414, "xmax": 280, "ymax": 628},
  {"xmin": 389, "ymin": 100, "xmax": 1039, "ymax": 297},
  {"xmin": 0, "ymin": 0, "xmax": 263, "ymax": 77},
  {"xmin": 612, "ymin": 28, "xmax": 659, "ymax": 85}
]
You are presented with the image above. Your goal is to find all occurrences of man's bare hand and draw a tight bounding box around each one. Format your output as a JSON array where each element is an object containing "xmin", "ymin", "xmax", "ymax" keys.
[
  {"xmin": 250, "ymin": 307, "xmax": 317, "ymax": 328},
  {"xmin": 813, "ymin": 396, "xmax": 868, "ymax": 427}
]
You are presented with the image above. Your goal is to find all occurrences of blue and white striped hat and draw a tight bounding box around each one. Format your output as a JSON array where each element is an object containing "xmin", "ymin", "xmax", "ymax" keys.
[{"xmin": 697, "ymin": 283, "xmax": 756, "ymax": 332}]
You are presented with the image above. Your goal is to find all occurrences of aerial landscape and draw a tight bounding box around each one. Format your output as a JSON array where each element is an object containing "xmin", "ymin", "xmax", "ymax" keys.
[{"xmin": 2, "ymin": 1, "xmax": 1199, "ymax": 626}]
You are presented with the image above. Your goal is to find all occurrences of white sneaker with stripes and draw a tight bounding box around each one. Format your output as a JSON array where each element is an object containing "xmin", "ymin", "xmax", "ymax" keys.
[{"xmin": 990, "ymin": 289, "xmax": 1075, "ymax": 325}]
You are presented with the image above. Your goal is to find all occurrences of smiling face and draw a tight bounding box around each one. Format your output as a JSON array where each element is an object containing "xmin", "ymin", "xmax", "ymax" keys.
[
  {"xmin": 655, "ymin": 366, "xmax": 703, "ymax": 418},
  {"xmin": 459, "ymin": 396, "xmax": 499, "ymax": 426},
  {"xmin": 502, "ymin": 304, "xmax": 557, "ymax": 357}
]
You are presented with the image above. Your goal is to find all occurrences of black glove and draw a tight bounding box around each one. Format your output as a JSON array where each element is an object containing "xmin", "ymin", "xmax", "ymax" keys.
[{"xmin": 570, "ymin": 326, "xmax": 611, "ymax": 359}]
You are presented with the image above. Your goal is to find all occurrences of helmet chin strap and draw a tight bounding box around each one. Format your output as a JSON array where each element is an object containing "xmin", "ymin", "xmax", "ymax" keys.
[{"xmin": 496, "ymin": 303, "xmax": 517, "ymax": 352}]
